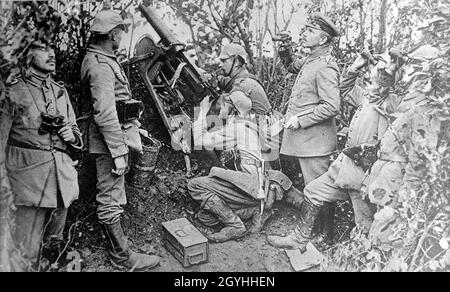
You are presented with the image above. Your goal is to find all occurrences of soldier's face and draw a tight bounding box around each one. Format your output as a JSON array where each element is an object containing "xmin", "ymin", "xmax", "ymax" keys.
[
  {"xmin": 30, "ymin": 46, "xmax": 56, "ymax": 74},
  {"xmin": 302, "ymin": 27, "xmax": 327, "ymax": 48},
  {"xmin": 220, "ymin": 57, "xmax": 235, "ymax": 76},
  {"xmin": 111, "ymin": 27, "xmax": 124, "ymax": 50}
]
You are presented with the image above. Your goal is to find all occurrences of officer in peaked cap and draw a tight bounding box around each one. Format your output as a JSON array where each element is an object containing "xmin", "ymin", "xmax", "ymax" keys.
[
  {"xmin": 268, "ymin": 12, "xmax": 341, "ymax": 251},
  {"xmin": 305, "ymin": 13, "xmax": 340, "ymax": 39},
  {"xmin": 81, "ymin": 9, "xmax": 160, "ymax": 271}
]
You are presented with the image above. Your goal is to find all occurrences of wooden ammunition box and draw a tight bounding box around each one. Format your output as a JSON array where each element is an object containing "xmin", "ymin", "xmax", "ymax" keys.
[{"xmin": 161, "ymin": 218, "xmax": 209, "ymax": 268}]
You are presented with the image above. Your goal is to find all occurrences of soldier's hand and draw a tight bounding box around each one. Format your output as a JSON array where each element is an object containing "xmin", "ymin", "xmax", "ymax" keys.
[
  {"xmin": 199, "ymin": 96, "xmax": 212, "ymax": 115},
  {"xmin": 284, "ymin": 115, "xmax": 300, "ymax": 130},
  {"xmin": 350, "ymin": 53, "xmax": 369, "ymax": 71},
  {"xmin": 58, "ymin": 126, "xmax": 76, "ymax": 143},
  {"xmin": 112, "ymin": 155, "xmax": 127, "ymax": 176}
]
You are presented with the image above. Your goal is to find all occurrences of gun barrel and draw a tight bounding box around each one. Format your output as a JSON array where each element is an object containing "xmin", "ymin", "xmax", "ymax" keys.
[{"xmin": 138, "ymin": 4, "xmax": 179, "ymax": 48}]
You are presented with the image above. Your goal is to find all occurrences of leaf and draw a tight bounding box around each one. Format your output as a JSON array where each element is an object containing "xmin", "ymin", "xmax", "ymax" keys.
[
  {"xmin": 409, "ymin": 45, "xmax": 441, "ymax": 61},
  {"xmin": 439, "ymin": 238, "xmax": 449, "ymax": 250}
]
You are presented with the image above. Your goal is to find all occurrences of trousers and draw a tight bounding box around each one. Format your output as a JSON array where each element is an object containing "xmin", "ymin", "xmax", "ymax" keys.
[
  {"xmin": 304, "ymin": 169, "xmax": 376, "ymax": 233},
  {"xmin": 95, "ymin": 154, "xmax": 127, "ymax": 225},
  {"xmin": 13, "ymin": 206, "xmax": 67, "ymax": 267}
]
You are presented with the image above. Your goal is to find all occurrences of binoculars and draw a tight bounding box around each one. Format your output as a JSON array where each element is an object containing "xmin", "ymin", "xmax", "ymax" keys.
[
  {"xmin": 272, "ymin": 33, "xmax": 292, "ymax": 43},
  {"xmin": 39, "ymin": 113, "xmax": 66, "ymax": 135}
]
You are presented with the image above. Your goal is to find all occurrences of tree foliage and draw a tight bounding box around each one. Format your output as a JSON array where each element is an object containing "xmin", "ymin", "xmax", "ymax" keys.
[{"xmin": 0, "ymin": 0, "xmax": 449, "ymax": 271}]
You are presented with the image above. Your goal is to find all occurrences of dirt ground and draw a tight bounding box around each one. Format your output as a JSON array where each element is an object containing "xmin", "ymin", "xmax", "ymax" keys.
[{"xmin": 64, "ymin": 142, "xmax": 353, "ymax": 272}]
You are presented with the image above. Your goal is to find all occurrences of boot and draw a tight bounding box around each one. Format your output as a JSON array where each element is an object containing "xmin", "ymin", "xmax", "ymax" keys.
[
  {"xmin": 104, "ymin": 221, "xmax": 160, "ymax": 271},
  {"xmin": 249, "ymin": 210, "xmax": 273, "ymax": 233},
  {"xmin": 283, "ymin": 186, "xmax": 305, "ymax": 210},
  {"xmin": 312, "ymin": 202, "xmax": 335, "ymax": 250},
  {"xmin": 235, "ymin": 207, "xmax": 273, "ymax": 233},
  {"xmin": 267, "ymin": 198, "xmax": 321, "ymax": 251},
  {"xmin": 203, "ymin": 195, "xmax": 246, "ymax": 243},
  {"xmin": 196, "ymin": 209, "xmax": 221, "ymax": 227}
]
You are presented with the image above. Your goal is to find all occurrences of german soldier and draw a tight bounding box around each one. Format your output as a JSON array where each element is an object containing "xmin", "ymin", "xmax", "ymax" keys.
[
  {"xmin": 80, "ymin": 9, "xmax": 160, "ymax": 270},
  {"xmin": 277, "ymin": 13, "xmax": 340, "ymax": 186},
  {"xmin": 216, "ymin": 43, "xmax": 283, "ymax": 164},
  {"xmin": 266, "ymin": 14, "xmax": 340, "ymax": 251},
  {"xmin": 267, "ymin": 47, "xmax": 407, "ymax": 251},
  {"xmin": 188, "ymin": 92, "xmax": 267, "ymax": 242},
  {"xmin": 4, "ymin": 40, "xmax": 83, "ymax": 270},
  {"xmin": 363, "ymin": 52, "xmax": 443, "ymax": 248}
]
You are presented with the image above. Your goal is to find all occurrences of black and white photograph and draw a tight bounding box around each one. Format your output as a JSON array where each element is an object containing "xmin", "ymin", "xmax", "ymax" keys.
[{"xmin": 0, "ymin": 0, "xmax": 448, "ymax": 275}]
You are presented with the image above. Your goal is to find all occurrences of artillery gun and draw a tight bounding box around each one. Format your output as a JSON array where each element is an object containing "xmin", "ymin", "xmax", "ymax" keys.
[{"xmin": 125, "ymin": 4, "xmax": 220, "ymax": 176}]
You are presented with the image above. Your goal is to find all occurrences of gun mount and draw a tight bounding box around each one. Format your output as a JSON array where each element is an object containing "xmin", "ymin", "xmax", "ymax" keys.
[{"xmin": 126, "ymin": 4, "xmax": 221, "ymax": 176}]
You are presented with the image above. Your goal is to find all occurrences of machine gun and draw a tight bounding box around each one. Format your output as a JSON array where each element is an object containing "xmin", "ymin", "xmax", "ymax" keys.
[{"xmin": 127, "ymin": 4, "xmax": 221, "ymax": 176}]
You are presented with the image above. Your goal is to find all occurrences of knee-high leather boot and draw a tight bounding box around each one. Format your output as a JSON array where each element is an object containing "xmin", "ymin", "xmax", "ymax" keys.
[
  {"xmin": 203, "ymin": 195, "xmax": 246, "ymax": 243},
  {"xmin": 267, "ymin": 197, "xmax": 321, "ymax": 252},
  {"xmin": 103, "ymin": 221, "xmax": 160, "ymax": 270},
  {"xmin": 312, "ymin": 202, "xmax": 335, "ymax": 250}
]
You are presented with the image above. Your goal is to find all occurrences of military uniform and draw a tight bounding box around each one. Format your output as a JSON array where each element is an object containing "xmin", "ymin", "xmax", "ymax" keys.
[
  {"xmin": 188, "ymin": 92, "xmax": 266, "ymax": 241},
  {"xmin": 223, "ymin": 68, "xmax": 271, "ymax": 116},
  {"xmin": 81, "ymin": 44, "xmax": 141, "ymax": 225},
  {"xmin": 280, "ymin": 45, "xmax": 340, "ymax": 185},
  {"xmin": 303, "ymin": 68, "xmax": 401, "ymax": 232},
  {"xmin": 364, "ymin": 94, "xmax": 441, "ymax": 247},
  {"xmin": 79, "ymin": 9, "xmax": 160, "ymax": 271},
  {"xmin": 5, "ymin": 72, "xmax": 82, "ymax": 264},
  {"xmin": 218, "ymin": 43, "xmax": 277, "ymax": 162},
  {"xmin": 230, "ymin": 68, "xmax": 284, "ymax": 163},
  {"xmin": 189, "ymin": 116, "xmax": 261, "ymax": 207},
  {"xmin": 267, "ymin": 13, "xmax": 343, "ymax": 251}
]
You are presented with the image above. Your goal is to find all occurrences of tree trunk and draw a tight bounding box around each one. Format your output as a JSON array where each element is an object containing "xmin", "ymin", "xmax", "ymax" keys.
[
  {"xmin": 0, "ymin": 82, "xmax": 13, "ymax": 272},
  {"xmin": 376, "ymin": 0, "xmax": 388, "ymax": 53},
  {"xmin": 358, "ymin": 0, "xmax": 366, "ymax": 46}
]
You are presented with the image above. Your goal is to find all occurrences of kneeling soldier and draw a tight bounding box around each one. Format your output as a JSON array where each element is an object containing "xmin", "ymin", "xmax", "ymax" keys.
[{"xmin": 188, "ymin": 92, "xmax": 269, "ymax": 242}]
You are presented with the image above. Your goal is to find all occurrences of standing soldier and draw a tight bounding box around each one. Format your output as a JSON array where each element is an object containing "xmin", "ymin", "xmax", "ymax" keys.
[
  {"xmin": 278, "ymin": 13, "xmax": 340, "ymax": 188},
  {"xmin": 267, "ymin": 14, "xmax": 340, "ymax": 249},
  {"xmin": 4, "ymin": 40, "xmax": 83, "ymax": 270},
  {"xmin": 268, "ymin": 48, "xmax": 406, "ymax": 250},
  {"xmin": 81, "ymin": 9, "xmax": 160, "ymax": 270}
]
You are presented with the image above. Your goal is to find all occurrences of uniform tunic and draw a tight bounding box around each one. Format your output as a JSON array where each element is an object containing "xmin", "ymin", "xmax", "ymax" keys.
[
  {"xmin": 364, "ymin": 94, "xmax": 441, "ymax": 247},
  {"xmin": 5, "ymin": 73, "xmax": 82, "ymax": 208},
  {"xmin": 81, "ymin": 44, "xmax": 140, "ymax": 158},
  {"xmin": 303, "ymin": 68, "xmax": 400, "ymax": 232},
  {"xmin": 4, "ymin": 73, "xmax": 82, "ymax": 266},
  {"xmin": 280, "ymin": 46, "xmax": 340, "ymax": 158},
  {"xmin": 364, "ymin": 96, "xmax": 441, "ymax": 208},
  {"xmin": 81, "ymin": 44, "xmax": 141, "ymax": 224},
  {"xmin": 188, "ymin": 116, "xmax": 261, "ymax": 209},
  {"xmin": 228, "ymin": 68, "xmax": 272, "ymax": 116}
]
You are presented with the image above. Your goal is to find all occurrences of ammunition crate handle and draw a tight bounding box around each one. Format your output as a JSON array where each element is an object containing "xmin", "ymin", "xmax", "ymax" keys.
[
  {"xmin": 174, "ymin": 229, "xmax": 188, "ymax": 238},
  {"xmin": 188, "ymin": 251, "xmax": 206, "ymax": 265}
]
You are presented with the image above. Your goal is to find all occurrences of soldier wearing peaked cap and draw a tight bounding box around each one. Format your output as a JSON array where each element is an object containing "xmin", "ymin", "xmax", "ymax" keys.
[
  {"xmin": 4, "ymin": 40, "xmax": 83, "ymax": 270},
  {"xmin": 81, "ymin": 9, "xmax": 160, "ymax": 271},
  {"xmin": 268, "ymin": 13, "xmax": 341, "ymax": 251}
]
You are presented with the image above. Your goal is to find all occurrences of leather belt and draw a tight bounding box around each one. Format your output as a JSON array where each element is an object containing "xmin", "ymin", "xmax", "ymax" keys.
[{"xmin": 8, "ymin": 138, "xmax": 68, "ymax": 155}]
